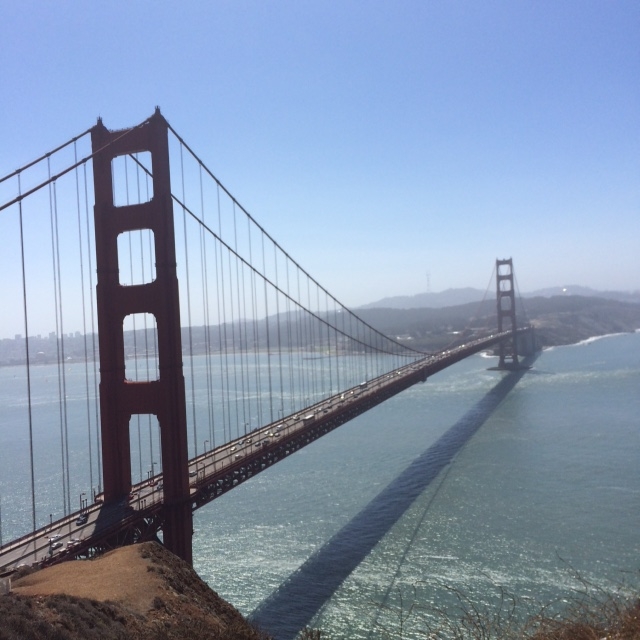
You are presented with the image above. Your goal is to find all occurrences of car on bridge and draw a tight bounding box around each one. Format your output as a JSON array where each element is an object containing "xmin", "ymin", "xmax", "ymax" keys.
[{"xmin": 76, "ymin": 513, "xmax": 88, "ymax": 526}]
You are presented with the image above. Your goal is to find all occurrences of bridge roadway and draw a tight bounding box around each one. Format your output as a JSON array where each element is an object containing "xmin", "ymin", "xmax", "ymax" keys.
[{"xmin": 0, "ymin": 330, "xmax": 519, "ymax": 574}]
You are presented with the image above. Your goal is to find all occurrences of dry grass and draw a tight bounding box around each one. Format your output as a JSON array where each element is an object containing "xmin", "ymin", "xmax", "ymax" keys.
[
  {"xmin": 367, "ymin": 577, "xmax": 640, "ymax": 640},
  {"xmin": 525, "ymin": 597, "xmax": 640, "ymax": 640},
  {"xmin": 12, "ymin": 544, "xmax": 162, "ymax": 614},
  {"xmin": 2, "ymin": 542, "xmax": 272, "ymax": 640}
]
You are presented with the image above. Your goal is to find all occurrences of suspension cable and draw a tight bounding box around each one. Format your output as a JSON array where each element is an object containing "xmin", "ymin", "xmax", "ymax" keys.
[
  {"xmin": 0, "ymin": 128, "xmax": 92, "ymax": 186},
  {"xmin": 126, "ymin": 148, "xmax": 422, "ymax": 361},
  {"xmin": 0, "ymin": 122, "xmax": 148, "ymax": 214},
  {"xmin": 17, "ymin": 173, "xmax": 36, "ymax": 532},
  {"xmin": 164, "ymin": 122, "xmax": 425, "ymax": 358}
]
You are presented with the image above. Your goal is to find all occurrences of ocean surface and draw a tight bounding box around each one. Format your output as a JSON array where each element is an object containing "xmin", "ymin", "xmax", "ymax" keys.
[
  {"xmin": 1, "ymin": 332, "xmax": 639, "ymax": 638},
  {"xmin": 191, "ymin": 332, "xmax": 640, "ymax": 639}
]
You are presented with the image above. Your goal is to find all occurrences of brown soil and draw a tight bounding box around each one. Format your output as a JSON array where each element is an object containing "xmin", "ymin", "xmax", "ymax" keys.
[
  {"xmin": 1, "ymin": 542, "xmax": 270, "ymax": 640},
  {"xmin": 12, "ymin": 544, "xmax": 162, "ymax": 614}
]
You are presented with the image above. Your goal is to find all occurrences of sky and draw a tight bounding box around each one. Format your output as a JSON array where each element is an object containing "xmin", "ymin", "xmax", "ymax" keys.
[{"xmin": 1, "ymin": 0, "xmax": 639, "ymax": 312}]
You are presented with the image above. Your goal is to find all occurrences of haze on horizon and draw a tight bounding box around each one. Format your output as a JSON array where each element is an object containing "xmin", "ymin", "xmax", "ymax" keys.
[{"xmin": 1, "ymin": 1, "xmax": 638, "ymax": 320}]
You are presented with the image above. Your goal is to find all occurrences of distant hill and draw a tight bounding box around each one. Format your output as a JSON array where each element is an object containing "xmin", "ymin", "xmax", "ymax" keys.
[
  {"xmin": 358, "ymin": 287, "xmax": 486, "ymax": 309},
  {"xmin": 360, "ymin": 286, "xmax": 640, "ymax": 310},
  {"xmin": 527, "ymin": 285, "xmax": 640, "ymax": 304},
  {"xmin": 354, "ymin": 295, "xmax": 640, "ymax": 350}
]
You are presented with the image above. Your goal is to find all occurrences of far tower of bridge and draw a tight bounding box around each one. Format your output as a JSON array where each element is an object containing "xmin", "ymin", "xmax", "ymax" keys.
[{"xmin": 495, "ymin": 258, "xmax": 519, "ymax": 369}]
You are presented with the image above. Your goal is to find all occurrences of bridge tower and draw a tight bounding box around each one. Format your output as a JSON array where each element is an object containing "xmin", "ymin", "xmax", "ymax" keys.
[
  {"xmin": 496, "ymin": 258, "xmax": 519, "ymax": 369},
  {"xmin": 91, "ymin": 109, "xmax": 192, "ymax": 564}
]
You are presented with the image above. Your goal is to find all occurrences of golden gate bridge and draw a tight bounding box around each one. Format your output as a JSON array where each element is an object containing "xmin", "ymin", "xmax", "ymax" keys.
[{"xmin": 0, "ymin": 109, "xmax": 535, "ymax": 571}]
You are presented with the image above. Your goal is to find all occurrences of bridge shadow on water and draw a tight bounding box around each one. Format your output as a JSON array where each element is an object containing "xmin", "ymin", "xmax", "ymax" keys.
[{"xmin": 249, "ymin": 355, "xmax": 538, "ymax": 640}]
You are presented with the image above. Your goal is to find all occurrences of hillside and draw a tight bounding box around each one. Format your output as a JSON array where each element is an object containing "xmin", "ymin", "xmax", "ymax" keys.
[
  {"xmin": 360, "ymin": 285, "xmax": 640, "ymax": 310},
  {"xmin": 355, "ymin": 295, "xmax": 640, "ymax": 351},
  {"xmin": 1, "ymin": 542, "xmax": 268, "ymax": 640}
]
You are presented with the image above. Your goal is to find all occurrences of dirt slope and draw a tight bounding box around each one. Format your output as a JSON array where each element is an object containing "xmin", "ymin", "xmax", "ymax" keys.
[{"xmin": 2, "ymin": 542, "xmax": 269, "ymax": 640}]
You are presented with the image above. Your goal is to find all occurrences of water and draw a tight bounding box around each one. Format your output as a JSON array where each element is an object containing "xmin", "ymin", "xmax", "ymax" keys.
[
  {"xmin": 191, "ymin": 332, "xmax": 640, "ymax": 638},
  {"xmin": 0, "ymin": 349, "xmax": 398, "ymax": 538},
  {"xmin": 1, "ymin": 332, "xmax": 638, "ymax": 638}
]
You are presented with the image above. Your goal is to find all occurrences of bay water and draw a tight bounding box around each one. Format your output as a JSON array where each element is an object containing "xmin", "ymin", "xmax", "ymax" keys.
[
  {"xmin": 1, "ymin": 332, "xmax": 638, "ymax": 638},
  {"xmin": 192, "ymin": 332, "xmax": 640, "ymax": 638}
]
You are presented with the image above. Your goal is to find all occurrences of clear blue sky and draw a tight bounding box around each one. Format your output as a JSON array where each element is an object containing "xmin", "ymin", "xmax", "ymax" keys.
[{"xmin": 1, "ymin": 1, "xmax": 638, "ymax": 308}]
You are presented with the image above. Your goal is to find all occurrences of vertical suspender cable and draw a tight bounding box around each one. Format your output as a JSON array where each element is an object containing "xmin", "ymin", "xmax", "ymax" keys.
[
  {"xmin": 306, "ymin": 278, "xmax": 316, "ymax": 402},
  {"xmin": 349, "ymin": 312, "xmax": 355, "ymax": 389},
  {"xmin": 247, "ymin": 219, "xmax": 262, "ymax": 429},
  {"xmin": 146, "ymin": 174, "xmax": 161, "ymax": 468},
  {"xmin": 227, "ymin": 243, "xmax": 238, "ymax": 436},
  {"xmin": 49, "ymin": 169, "xmax": 66, "ymax": 514},
  {"xmin": 261, "ymin": 233, "xmax": 273, "ymax": 424},
  {"xmin": 49, "ymin": 164, "xmax": 71, "ymax": 516},
  {"xmin": 238, "ymin": 260, "xmax": 250, "ymax": 434},
  {"xmin": 274, "ymin": 243, "xmax": 284, "ymax": 417},
  {"xmin": 234, "ymin": 204, "xmax": 248, "ymax": 435},
  {"xmin": 215, "ymin": 184, "xmax": 230, "ymax": 443},
  {"xmin": 333, "ymin": 300, "xmax": 340, "ymax": 393},
  {"xmin": 135, "ymin": 155, "xmax": 155, "ymax": 473},
  {"xmin": 197, "ymin": 164, "xmax": 215, "ymax": 450},
  {"xmin": 179, "ymin": 144, "xmax": 198, "ymax": 456},
  {"xmin": 82, "ymin": 163, "xmax": 101, "ymax": 493},
  {"xmin": 325, "ymin": 292, "xmax": 333, "ymax": 395},
  {"xmin": 125, "ymin": 156, "xmax": 143, "ymax": 481},
  {"xmin": 317, "ymin": 286, "xmax": 325, "ymax": 395},
  {"xmin": 227, "ymin": 205, "xmax": 240, "ymax": 436},
  {"xmin": 296, "ymin": 266, "xmax": 306, "ymax": 410},
  {"xmin": 285, "ymin": 258, "xmax": 295, "ymax": 416},
  {"xmin": 18, "ymin": 173, "xmax": 37, "ymax": 532},
  {"xmin": 74, "ymin": 143, "xmax": 94, "ymax": 493},
  {"xmin": 56, "ymin": 181, "xmax": 72, "ymax": 516}
]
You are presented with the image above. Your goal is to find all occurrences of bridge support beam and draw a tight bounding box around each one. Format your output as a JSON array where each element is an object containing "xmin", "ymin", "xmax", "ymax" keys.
[
  {"xmin": 496, "ymin": 258, "xmax": 519, "ymax": 370},
  {"xmin": 91, "ymin": 109, "xmax": 192, "ymax": 564}
]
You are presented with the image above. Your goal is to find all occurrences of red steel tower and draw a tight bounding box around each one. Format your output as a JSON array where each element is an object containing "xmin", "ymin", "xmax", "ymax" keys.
[
  {"xmin": 496, "ymin": 258, "xmax": 519, "ymax": 370},
  {"xmin": 91, "ymin": 109, "xmax": 192, "ymax": 563}
]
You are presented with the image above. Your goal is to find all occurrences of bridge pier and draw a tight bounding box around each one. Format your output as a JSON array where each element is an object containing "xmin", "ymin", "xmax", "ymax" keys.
[{"xmin": 91, "ymin": 109, "xmax": 193, "ymax": 564}]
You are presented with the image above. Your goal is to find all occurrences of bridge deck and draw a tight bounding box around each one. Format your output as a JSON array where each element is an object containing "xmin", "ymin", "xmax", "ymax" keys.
[{"xmin": 1, "ymin": 330, "xmax": 525, "ymax": 573}]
